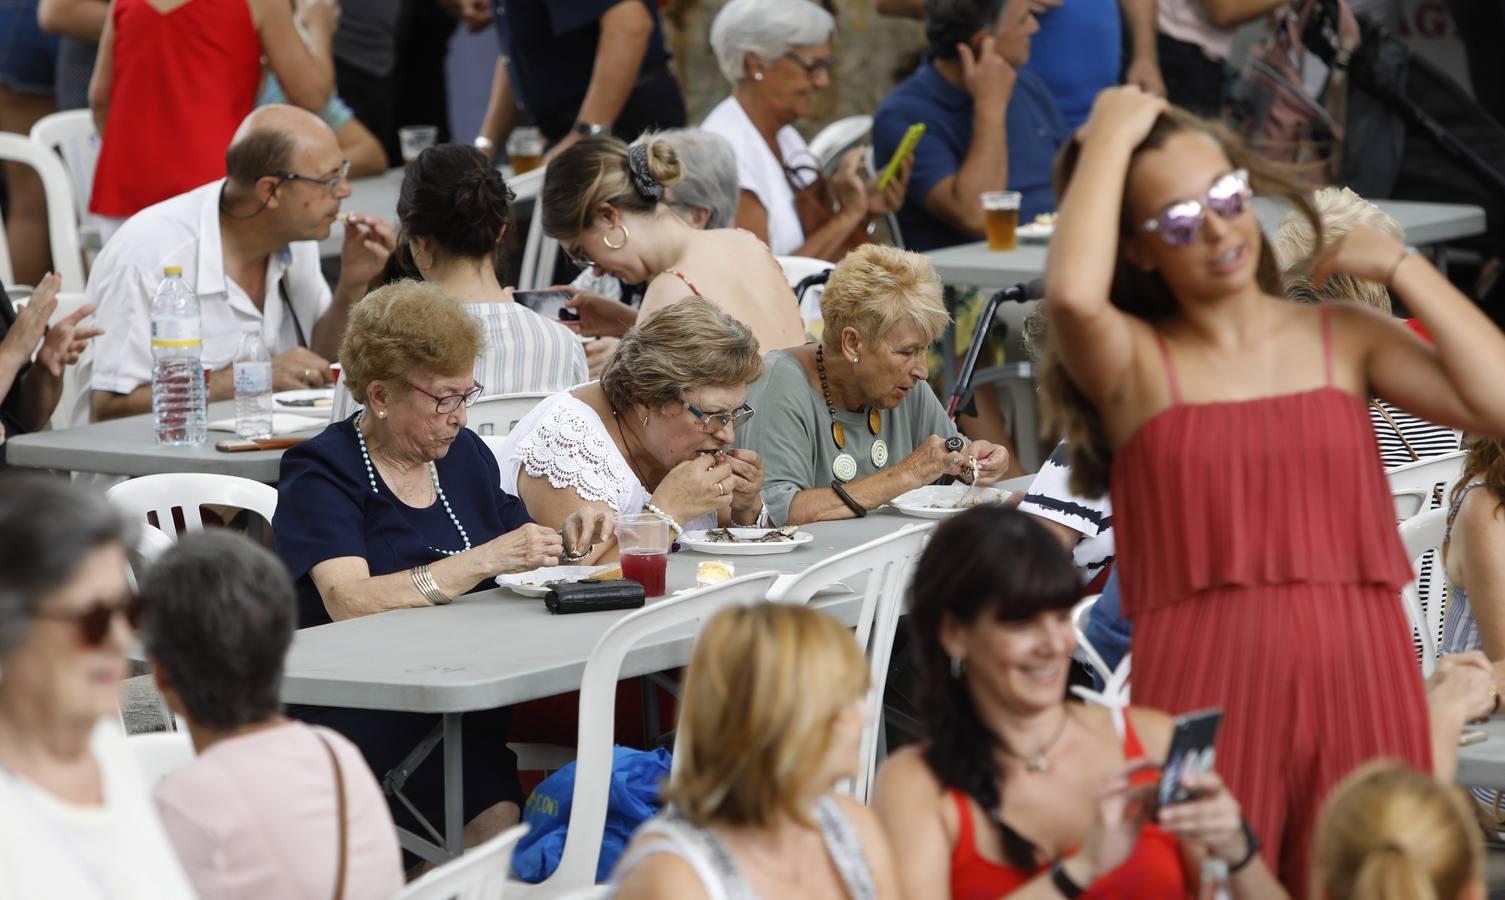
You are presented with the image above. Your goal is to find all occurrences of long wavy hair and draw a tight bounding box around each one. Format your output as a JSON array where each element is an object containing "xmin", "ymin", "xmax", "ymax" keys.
[
  {"xmin": 1038, "ymin": 108, "xmax": 1323, "ymax": 497},
  {"xmin": 1451, "ymin": 434, "xmax": 1505, "ymax": 514},
  {"xmin": 907, "ymin": 506, "xmax": 1084, "ymax": 869}
]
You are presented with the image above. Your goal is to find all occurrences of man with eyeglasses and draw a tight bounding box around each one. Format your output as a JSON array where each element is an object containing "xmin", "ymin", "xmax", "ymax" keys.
[{"xmin": 81, "ymin": 104, "xmax": 396, "ymax": 423}]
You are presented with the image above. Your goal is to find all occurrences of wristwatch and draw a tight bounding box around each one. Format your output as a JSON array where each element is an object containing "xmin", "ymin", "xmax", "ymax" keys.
[
  {"xmin": 573, "ymin": 121, "xmax": 608, "ymax": 138},
  {"xmin": 473, "ymin": 135, "xmax": 495, "ymax": 155}
]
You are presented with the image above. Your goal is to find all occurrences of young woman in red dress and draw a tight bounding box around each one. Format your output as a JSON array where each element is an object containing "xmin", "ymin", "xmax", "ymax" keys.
[{"xmin": 1041, "ymin": 86, "xmax": 1505, "ymax": 895}]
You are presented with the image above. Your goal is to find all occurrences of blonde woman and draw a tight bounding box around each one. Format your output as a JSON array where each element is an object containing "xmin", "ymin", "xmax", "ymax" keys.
[
  {"xmin": 612, "ymin": 604, "xmax": 900, "ymax": 900},
  {"xmin": 1312, "ymin": 762, "xmax": 1484, "ymax": 900}
]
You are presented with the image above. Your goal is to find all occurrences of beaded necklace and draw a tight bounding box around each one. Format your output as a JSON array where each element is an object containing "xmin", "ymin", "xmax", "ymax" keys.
[{"xmin": 352, "ymin": 412, "xmax": 471, "ymax": 556}]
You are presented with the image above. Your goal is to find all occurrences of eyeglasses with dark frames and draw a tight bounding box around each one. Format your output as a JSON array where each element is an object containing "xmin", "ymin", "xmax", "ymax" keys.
[
  {"xmin": 782, "ymin": 51, "xmax": 833, "ymax": 78},
  {"xmin": 270, "ymin": 159, "xmax": 352, "ymax": 196},
  {"xmin": 407, "ymin": 380, "xmax": 485, "ymax": 414},
  {"xmin": 1139, "ymin": 169, "xmax": 1252, "ymax": 248},
  {"xmin": 685, "ymin": 401, "xmax": 755, "ymax": 433},
  {"xmin": 35, "ymin": 595, "xmax": 148, "ymax": 647}
]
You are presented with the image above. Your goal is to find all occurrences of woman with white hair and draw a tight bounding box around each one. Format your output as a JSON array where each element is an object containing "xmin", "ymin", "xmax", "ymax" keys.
[{"xmin": 702, "ymin": 0, "xmax": 908, "ymax": 261}]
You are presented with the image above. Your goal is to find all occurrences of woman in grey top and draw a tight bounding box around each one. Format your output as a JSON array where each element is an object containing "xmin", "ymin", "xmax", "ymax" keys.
[{"xmin": 738, "ymin": 245, "xmax": 1010, "ymax": 525}]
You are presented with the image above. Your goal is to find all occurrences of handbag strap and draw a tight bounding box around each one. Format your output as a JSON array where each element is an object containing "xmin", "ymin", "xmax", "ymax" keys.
[
  {"xmin": 1370, "ymin": 399, "xmax": 1420, "ymax": 462},
  {"xmin": 315, "ymin": 731, "xmax": 349, "ymax": 900}
]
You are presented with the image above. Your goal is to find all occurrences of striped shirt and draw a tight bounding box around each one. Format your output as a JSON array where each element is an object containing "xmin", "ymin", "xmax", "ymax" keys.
[
  {"xmin": 1369, "ymin": 399, "xmax": 1462, "ymax": 471},
  {"xmin": 330, "ymin": 302, "xmax": 589, "ymax": 421},
  {"xmin": 1018, "ymin": 443, "xmax": 1115, "ymax": 586}
]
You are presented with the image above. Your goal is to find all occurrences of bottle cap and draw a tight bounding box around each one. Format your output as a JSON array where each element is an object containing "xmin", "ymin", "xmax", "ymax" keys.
[{"xmin": 163, "ymin": 265, "xmax": 183, "ymax": 276}]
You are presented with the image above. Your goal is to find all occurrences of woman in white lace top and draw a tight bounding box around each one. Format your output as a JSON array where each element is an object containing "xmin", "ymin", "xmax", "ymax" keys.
[{"xmin": 497, "ymin": 297, "xmax": 770, "ymax": 553}]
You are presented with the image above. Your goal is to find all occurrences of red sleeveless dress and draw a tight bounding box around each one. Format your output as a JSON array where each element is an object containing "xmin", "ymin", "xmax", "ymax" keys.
[
  {"xmin": 948, "ymin": 712, "xmax": 1189, "ymax": 899},
  {"xmin": 1109, "ymin": 307, "xmax": 1429, "ymax": 897}
]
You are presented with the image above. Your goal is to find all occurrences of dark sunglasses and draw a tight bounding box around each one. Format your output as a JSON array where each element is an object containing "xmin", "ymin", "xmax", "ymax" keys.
[
  {"xmin": 36, "ymin": 595, "xmax": 147, "ymax": 647},
  {"xmin": 1139, "ymin": 169, "xmax": 1251, "ymax": 248}
]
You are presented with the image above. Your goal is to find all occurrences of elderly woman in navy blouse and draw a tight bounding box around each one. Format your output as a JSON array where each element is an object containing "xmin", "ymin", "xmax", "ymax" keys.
[{"xmin": 274, "ymin": 279, "xmax": 612, "ymax": 846}]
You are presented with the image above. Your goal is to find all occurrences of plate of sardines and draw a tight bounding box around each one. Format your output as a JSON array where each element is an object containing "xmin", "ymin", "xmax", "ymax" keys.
[
  {"xmin": 679, "ymin": 526, "xmax": 812, "ymax": 555},
  {"xmin": 891, "ymin": 484, "xmax": 1013, "ymax": 519}
]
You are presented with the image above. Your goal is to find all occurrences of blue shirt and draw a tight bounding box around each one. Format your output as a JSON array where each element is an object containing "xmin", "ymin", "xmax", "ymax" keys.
[
  {"xmin": 872, "ymin": 60, "xmax": 1069, "ymax": 252},
  {"xmin": 274, "ymin": 417, "xmax": 533, "ymax": 628},
  {"xmin": 1021, "ymin": 0, "xmax": 1123, "ymax": 130},
  {"xmin": 492, "ymin": 0, "xmax": 671, "ymax": 127},
  {"xmin": 1083, "ymin": 569, "xmax": 1132, "ymax": 690}
]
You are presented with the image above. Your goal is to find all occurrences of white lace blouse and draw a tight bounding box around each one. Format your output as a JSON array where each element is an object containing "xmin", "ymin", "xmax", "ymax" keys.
[{"xmin": 497, "ymin": 391, "xmax": 717, "ymax": 532}]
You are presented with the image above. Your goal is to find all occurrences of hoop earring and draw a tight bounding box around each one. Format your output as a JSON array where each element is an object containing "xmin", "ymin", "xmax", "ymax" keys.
[{"xmin": 603, "ymin": 224, "xmax": 629, "ymax": 250}]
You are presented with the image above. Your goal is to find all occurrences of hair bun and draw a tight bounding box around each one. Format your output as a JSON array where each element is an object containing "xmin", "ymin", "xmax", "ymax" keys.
[{"xmin": 643, "ymin": 136, "xmax": 686, "ymax": 190}]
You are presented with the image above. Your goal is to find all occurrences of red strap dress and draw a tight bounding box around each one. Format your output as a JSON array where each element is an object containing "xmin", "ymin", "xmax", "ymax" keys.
[
  {"xmin": 948, "ymin": 712, "xmax": 1188, "ymax": 900},
  {"xmin": 90, "ymin": 0, "xmax": 262, "ymax": 218},
  {"xmin": 1109, "ymin": 306, "xmax": 1430, "ymax": 897}
]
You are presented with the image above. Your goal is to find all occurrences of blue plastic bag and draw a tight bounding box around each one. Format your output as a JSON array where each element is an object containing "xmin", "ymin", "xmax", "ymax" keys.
[{"xmin": 511, "ymin": 745, "xmax": 672, "ymax": 883}]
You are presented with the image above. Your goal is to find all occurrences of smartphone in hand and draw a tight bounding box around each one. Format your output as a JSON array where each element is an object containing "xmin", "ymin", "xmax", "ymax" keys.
[
  {"xmin": 1157, "ymin": 708, "xmax": 1223, "ymax": 809},
  {"xmin": 514, "ymin": 289, "xmax": 573, "ymax": 320}
]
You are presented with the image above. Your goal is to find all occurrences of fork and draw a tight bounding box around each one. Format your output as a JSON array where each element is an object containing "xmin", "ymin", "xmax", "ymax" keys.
[{"xmin": 954, "ymin": 456, "xmax": 980, "ymax": 508}]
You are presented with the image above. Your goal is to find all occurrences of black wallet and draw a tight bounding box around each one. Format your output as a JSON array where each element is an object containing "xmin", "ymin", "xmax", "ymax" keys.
[{"xmin": 545, "ymin": 579, "xmax": 647, "ymax": 614}]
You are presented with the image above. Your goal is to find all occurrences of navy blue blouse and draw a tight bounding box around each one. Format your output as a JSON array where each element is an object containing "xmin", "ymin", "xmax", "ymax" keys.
[{"xmin": 274, "ymin": 416, "xmax": 533, "ymax": 628}]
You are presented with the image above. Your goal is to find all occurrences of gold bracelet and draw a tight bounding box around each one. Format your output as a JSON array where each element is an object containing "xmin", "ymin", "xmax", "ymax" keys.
[{"xmin": 409, "ymin": 564, "xmax": 451, "ymax": 606}]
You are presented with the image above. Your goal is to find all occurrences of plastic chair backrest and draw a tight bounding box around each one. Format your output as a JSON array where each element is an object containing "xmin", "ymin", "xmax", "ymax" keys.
[
  {"xmin": 29, "ymin": 110, "xmax": 98, "ymax": 227},
  {"xmin": 512, "ymin": 166, "xmax": 555, "ymax": 291},
  {"xmin": 808, "ymin": 115, "xmax": 873, "ymax": 172},
  {"xmin": 1399, "ymin": 506, "xmax": 1449, "ymax": 676},
  {"xmin": 397, "ymin": 823, "xmax": 530, "ymax": 900},
  {"xmin": 127, "ymin": 731, "xmax": 196, "ymax": 786},
  {"xmin": 468, "ymin": 392, "xmax": 551, "ymax": 437},
  {"xmin": 1071, "ymin": 652, "xmax": 1132, "ymax": 734},
  {"xmin": 107, "ymin": 473, "xmax": 279, "ymax": 537},
  {"xmin": 1388, "ymin": 450, "xmax": 1466, "ymax": 521},
  {"xmin": 550, "ymin": 888, "xmax": 610, "ymax": 900},
  {"xmin": 0, "ymin": 132, "xmax": 86, "ymax": 293},
  {"xmin": 521, "ymin": 573, "xmax": 780, "ymax": 894},
  {"xmin": 764, "ymin": 524, "xmax": 933, "ymax": 803},
  {"xmin": 1070, "ymin": 593, "xmax": 1110, "ymax": 678}
]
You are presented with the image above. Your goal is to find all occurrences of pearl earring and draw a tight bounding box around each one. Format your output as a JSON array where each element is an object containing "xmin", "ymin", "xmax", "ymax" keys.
[
  {"xmin": 377, "ymin": 410, "xmax": 387, "ymax": 419},
  {"xmin": 753, "ymin": 72, "xmax": 764, "ymax": 82},
  {"xmin": 852, "ymin": 356, "xmax": 859, "ymax": 364}
]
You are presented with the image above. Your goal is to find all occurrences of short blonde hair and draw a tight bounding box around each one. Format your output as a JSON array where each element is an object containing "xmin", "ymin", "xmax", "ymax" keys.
[
  {"xmin": 663, "ymin": 603, "xmax": 869, "ymax": 828},
  {"xmin": 600, "ymin": 296, "xmax": 762, "ymax": 413},
  {"xmin": 339, "ymin": 280, "xmax": 484, "ymax": 404},
  {"xmin": 1274, "ymin": 186, "xmax": 1405, "ymax": 313},
  {"xmin": 1313, "ymin": 762, "xmax": 1482, "ymax": 900},
  {"xmin": 820, "ymin": 245, "xmax": 951, "ymax": 350}
]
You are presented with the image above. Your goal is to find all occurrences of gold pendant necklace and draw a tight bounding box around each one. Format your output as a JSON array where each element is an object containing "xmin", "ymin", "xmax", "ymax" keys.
[
  {"xmin": 1001, "ymin": 708, "xmax": 1072, "ymax": 774},
  {"xmin": 815, "ymin": 345, "xmax": 881, "ymax": 451}
]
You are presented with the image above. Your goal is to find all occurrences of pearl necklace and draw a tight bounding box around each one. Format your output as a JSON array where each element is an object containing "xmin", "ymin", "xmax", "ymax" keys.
[{"xmin": 353, "ymin": 412, "xmax": 471, "ymax": 556}]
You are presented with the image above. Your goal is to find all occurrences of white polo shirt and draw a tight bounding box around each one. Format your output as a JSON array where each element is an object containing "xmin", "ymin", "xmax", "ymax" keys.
[
  {"xmin": 701, "ymin": 96, "xmax": 817, "ymax": 257},
  {"xmin": 80, "ymin": 179, "xmax": 331, "ymax": 416}
]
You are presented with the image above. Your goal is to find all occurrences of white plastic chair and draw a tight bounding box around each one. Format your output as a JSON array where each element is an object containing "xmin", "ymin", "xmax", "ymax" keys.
[
  {"xmin": 1071, "ymin": 651, "xmax": 1132, "ymax": 735},
  {"xmin": 468, "ymin": 392, "xmax": 552, "ymax": 437},
  {"xmin": 1070, "ymin": 593, "xmax": 1112, "ymax": 679},
  {"xmin": 29, "ymin": 110, "xmax": 101, "ymax": 251},
  {"xmin": 550, "ymin": 889, "xmax": 609, "ymax": 900},
  {"xmin": 1399, "ymin": 506, "xmax": 1450, "ymax": 677},
  {"xmin": 0, "ymin": 132, "xmax": 86, "ymax": 293},
  {"xmin": 513, "ymin": 166, "xmax": 556, "ymax": 291},
  {"xmin": 127, "ymin": 731, "xmax": 196, "ymax": 785},
  {"xmin": 106, "ymin": 473, "xmax": 279, "ymax": 537},
  {"xmin": 398, "ymin": 822, "xmax": 530, "ymax": 900},
  {"xmin": 776, "ymin": 255, "xmax": 832, "ymax": 328},
  {"xmin": 1388, "ymin": 450, "xmax": 1466, "ymax": 521},
  {"xmin": 765, "ymin": 523, "xmax": 933, "ymax": 803},
  {"xmin": 808, "ymin": 115, "xmax": 872, "ymax": 172},
  {"xmin": 509, "ymin": 572, "xmax": 781, "ymax": 897}
]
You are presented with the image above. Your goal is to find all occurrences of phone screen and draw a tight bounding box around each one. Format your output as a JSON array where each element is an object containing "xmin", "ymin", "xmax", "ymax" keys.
[
  {"xmin": 1157, "ymin": 708, "xmax": 1223, "ymax": 809},
  {"xmin": 514, "ymin": 290, "xmax": 573, "ymax": 320}
]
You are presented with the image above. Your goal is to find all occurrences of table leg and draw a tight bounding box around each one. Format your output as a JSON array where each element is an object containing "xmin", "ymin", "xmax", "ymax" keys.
[{"xmin": 443, "ymin": 711, "xmax": 464, "ymax": 858}]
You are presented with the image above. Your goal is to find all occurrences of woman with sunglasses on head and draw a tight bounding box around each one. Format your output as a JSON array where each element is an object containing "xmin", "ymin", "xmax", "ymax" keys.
[
  {"xmin": 702, "ymin": 0, "xmax": 908, "ymax": 261},
  {"xmin": 273, "ymin": 281, "xmax": 613, "ymax": 848},
  {"xmin": 1041, "ymin": 86, "xmax": 1505, "ymax": 894},
  {"xmin": 0, "ymin": 476, "xmax": 196, "ymax": 899},
  {"xmin": 495, "ymin": 296, "xmax": 768, "ymax": 557},
  {"xmin": 540, "ymin": 133, "xmax": 808, "ymax": 355}
]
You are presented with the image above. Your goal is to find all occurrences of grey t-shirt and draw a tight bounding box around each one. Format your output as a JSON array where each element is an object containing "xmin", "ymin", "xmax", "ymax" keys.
[
  {"xmin": 739, "ymin": 350, "xmax": 960, "ymax": 525},
  {"xmin": 332, "ymin": 0, "xmax": 403, "ymax": 77}
]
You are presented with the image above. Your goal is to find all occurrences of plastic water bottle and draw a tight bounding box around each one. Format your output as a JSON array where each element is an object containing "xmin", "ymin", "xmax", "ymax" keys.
[
  {"xmin": 233, "ymin": 328, "xmax": 273, "ymax": 439},
  {"xmin": 150, "ymin": 266, "xmax": 207, "ymax": 446}
]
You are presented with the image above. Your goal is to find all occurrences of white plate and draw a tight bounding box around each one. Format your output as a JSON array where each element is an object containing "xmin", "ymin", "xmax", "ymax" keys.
[
  {"xmin": 679, "ymin": 528, "xmax": 813, "ymax": 555},
  {"xmin": 273, "ymin": 388, "xmax": 335, "ymax": 417},
  {"xmin": 495, "ymin": 565, "xmax": 609, "ymax": 597},
  {"xmin": 1017, "ymin": 221, "xmax": 1054, "ymax": 242},
  {"xmin": 891, "ymin": 484, "xmax": 1012, "ymax": 519}
]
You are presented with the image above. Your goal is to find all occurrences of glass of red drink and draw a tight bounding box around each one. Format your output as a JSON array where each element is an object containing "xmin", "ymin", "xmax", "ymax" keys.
[{"xmin": 617, "ymin": 512, "xmax": 671, "ymax": 598}]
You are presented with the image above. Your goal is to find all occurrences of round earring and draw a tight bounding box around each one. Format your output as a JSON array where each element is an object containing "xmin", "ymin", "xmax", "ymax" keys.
[
  {"xmin": 753, "ymin": 72, "xmax": 764, "ymax": 82},
  {"xmin": 377, "ymin": 410, "xmax": 387, "ymax": 420},
  {"xmin": 851, "ymin": 356, "xmax": 859, "ymax": 364},
  {"xmin": 603, "ymin": 224, "xmax": 630, "ymax": 250}
]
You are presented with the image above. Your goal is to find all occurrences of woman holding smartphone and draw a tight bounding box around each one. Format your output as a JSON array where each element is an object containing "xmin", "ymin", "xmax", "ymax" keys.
[
  {"xmin": 874, "ymin": 508, "xmax": 1283, "ymax": 899},
  {"xmin": 1041, "ymin": 86, "xmax": 1505, "ymax": 894}
]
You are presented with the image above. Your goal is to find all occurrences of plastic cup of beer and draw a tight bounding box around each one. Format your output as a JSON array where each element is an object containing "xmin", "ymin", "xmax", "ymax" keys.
[
  {"xmin": 398, "ymin": 125, "xmax": 439, "ymax": 165},
  {"xmin": 981, "ymin": 190, "xmax": 1022, "ymax": 252},
  {"xmin": 617, "ymin": 512, "xmax": 671, "ymax": 598},
  {"xmin": 507, "ymin": 127, "xmax": 545, "ymax": 175}
]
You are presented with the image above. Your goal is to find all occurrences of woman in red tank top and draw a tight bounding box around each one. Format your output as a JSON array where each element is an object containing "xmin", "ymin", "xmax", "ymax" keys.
[
  {"xmin": 874, "ymin": 507, "xmax": 1283, "ymax": 899},
  {"xmin": 89, "ymin": 0, "xmax": 338, "ymax": 221},
  {"xmin": 1041, "ymin": 86, "xmax": 1505, "ymax": 896}
]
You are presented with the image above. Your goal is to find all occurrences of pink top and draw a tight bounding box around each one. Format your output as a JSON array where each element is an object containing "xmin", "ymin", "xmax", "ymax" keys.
[
  {"xmin": 154, "ymin": 721, "xmax": 403, "ymax": 900},
  {"xmin": 1110, "ymin": 306, "xmax": 1413, "ymax": 618}
]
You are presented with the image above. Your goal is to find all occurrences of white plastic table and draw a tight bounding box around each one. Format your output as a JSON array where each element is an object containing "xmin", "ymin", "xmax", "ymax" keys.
[
  {"xmin": 1456, "ymin": 716, "xmax": 1505, "ymax": 788},
  {"xmin": 280, "ymin": 511, "xmax": 925, "ymax": 862},
  {"xmin": 5, "ymin": 401, "xmax": 322, "ymax": 481}
]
